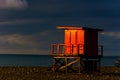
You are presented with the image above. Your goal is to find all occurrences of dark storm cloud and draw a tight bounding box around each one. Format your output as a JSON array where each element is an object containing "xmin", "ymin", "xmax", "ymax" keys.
[
  {"xmin": 23, "ymin": 0, "xmax": 120, "ymax": 31},
  {"xmin": 27, "ymin": 0, "xmax": 120, "ymax": 18},
  {"xmin": 1, "ymin": 0, "xmax": 120, "ymax": 30},
  {"xmin": 0, "ymin": 0, "xmax": 119, "ymax": 55}
]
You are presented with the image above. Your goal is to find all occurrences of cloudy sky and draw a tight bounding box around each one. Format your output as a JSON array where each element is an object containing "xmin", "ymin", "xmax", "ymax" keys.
[{"xmin": 0, "ymin": 0, "xmax": 120, "ymax": 56}]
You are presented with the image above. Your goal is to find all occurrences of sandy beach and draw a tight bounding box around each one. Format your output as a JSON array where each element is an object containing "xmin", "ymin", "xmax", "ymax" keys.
[{"xmin": 0, "ymin": 66, "xmax": 119, "ymax": 80}]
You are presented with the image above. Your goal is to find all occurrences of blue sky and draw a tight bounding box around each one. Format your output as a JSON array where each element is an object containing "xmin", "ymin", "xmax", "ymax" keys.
[{"xmin": 0, "ymin": 0, "xmax": 120, "ymax": 56}]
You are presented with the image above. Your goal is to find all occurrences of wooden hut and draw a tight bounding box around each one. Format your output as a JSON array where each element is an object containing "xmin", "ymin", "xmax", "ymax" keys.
[{"xmin": 50, "ymin": 26, "xmax": 103, "ymax": 73}]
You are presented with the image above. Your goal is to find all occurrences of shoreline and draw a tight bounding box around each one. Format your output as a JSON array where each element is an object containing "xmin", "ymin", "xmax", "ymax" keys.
[{"xmin": 0, "ymin": 66, "xmax": 120, "ymax": 80}]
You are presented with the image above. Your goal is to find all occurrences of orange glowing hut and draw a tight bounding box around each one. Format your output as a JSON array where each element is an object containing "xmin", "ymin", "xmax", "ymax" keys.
[
  {"xmin": 52, "ymin": 26, "xmax": 103, "ymax": 56},
  {"xmin": 50, "ymin": 26, "xmax": 103, "ymax": 73}
]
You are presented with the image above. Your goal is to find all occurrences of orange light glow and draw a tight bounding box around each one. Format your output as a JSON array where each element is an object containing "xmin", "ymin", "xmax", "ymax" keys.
[
  {"xmin": 64, "ymin": 30, "xmax": 84, "ymax": 55},
  {"xmin": 64, "ymin": 30, "xmax": 71, "ymax": 54},
  {"xmin": 77, "ymin": 30, "xmax": 84, "ymax": 54}
]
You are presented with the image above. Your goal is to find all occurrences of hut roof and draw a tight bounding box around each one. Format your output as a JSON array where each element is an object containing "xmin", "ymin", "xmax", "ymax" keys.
[{"xmin": 57, "ymin": 26, "xmax": 103, "ymax": 31}]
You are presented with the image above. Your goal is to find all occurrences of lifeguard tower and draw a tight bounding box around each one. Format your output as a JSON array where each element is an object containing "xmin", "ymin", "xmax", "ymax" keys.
[{"xmin": 50, "ymin": 26, "xmax": 103, "ymax": 73}]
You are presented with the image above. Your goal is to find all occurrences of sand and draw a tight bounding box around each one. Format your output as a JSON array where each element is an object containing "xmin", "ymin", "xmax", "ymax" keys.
[{"xmin": 0, "ymin": 66, "xmax": 120, "ymax": 80}]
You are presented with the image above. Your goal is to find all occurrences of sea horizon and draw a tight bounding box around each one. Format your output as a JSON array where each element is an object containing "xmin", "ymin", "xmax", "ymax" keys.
[{"xmin": 0, "ymin": 54, "xmax": 118, "ymax": 66}]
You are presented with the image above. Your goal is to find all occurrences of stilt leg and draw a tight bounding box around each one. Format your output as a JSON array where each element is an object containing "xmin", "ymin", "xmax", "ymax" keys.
[
  {"xmin": 65, "ymin": 58, "xmax": 68, "ymax": 73},
  {"xmin": 78, "ymin": 57, "xmax": 80, "ymax": 73}
]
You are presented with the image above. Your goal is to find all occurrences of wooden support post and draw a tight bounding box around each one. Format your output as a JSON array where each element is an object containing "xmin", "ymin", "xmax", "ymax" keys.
[
  {"xmin": 78, "ymin": 57, "xmax": 80, "ymax": 73},
  {"xmin": 65, "ymin": 58, "xmax": 68, "ymax": 73},
  {"xmin": 52, "ymin": 44, "xmax": 54, "ymax": 54},
  {"xmin": 98, "ymin": 58, "xmax": 101, "ymax": 72},
  {"xmin": 51, "ymin": 56, "xmax": 81, "ymax": 74},
  {"xmin": 53, "ymin": 58, "xmax": 56, "ymax": 72},
  {"xmin": 57, "ymin": 44, "xmax": 60, "ymax": 54}
]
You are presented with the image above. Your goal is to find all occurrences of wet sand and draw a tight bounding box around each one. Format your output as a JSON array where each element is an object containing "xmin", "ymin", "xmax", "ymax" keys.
[{"xmin": 0, "ymin": 66, "xmax": 120, "ymax": 80}]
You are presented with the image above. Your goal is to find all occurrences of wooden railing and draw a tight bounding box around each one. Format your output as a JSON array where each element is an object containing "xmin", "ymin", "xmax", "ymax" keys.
[
  {"xmin": 51, "ymin": 44, "xmax": 65, "ymax": 54},
  {"xmin": 51, "ymin": 44, "xmax": 103, "ymax": 56}
]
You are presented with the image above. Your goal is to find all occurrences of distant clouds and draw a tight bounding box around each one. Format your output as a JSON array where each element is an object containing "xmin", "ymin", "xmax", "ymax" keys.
[
  {"xmin": 0, "ymin": 19, "xmax": 48, "ymax": 25},
  {"xmin": 0, "ymin": 32, "xmax": 48, "ymax": 49},
  {"xmin": 0, "ymin": 0, "xmax": 28, "ymax": 10},
  {"xmin": 102, "ymin": 31, "xmax": 120, "ymax": 38},
  {"xmin": 0, "ymin": 30, "xmax": 62, "ymax": 54},
  {"xmin": 100, "ymin": 31, "xmax": 120, "ymax": 56},
  {"xmin": 0, "ymin": 34, "xmax": 37, "ymax": 48},
  {"xmin": 0, "ymin": 32, "xmax": 46, "ymax": 54}
]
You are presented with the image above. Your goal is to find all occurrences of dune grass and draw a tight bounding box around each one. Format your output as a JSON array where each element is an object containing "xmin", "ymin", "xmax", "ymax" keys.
[{"xmin": 0, "ymin": 66, "xmax": 120, "ymax": 80}]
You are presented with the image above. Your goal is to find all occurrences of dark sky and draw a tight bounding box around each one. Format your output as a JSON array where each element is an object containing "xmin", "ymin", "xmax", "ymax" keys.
[{"xmin": 0, "ymin": 0, "xmax": 120, "ymax": 56}]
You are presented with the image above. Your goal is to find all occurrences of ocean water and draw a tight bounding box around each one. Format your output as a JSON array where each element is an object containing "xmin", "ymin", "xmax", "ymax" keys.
[
  {"xmin": 0, "ymin": 54, "xmax": 52, "ymax": 66},
  {"xmin": 0, "ymin": 54, "xmax": 118, "ymax": 66},
  {"xmin": 101, "ymin": 56, "xmax": 117, "ymax": 66}
]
